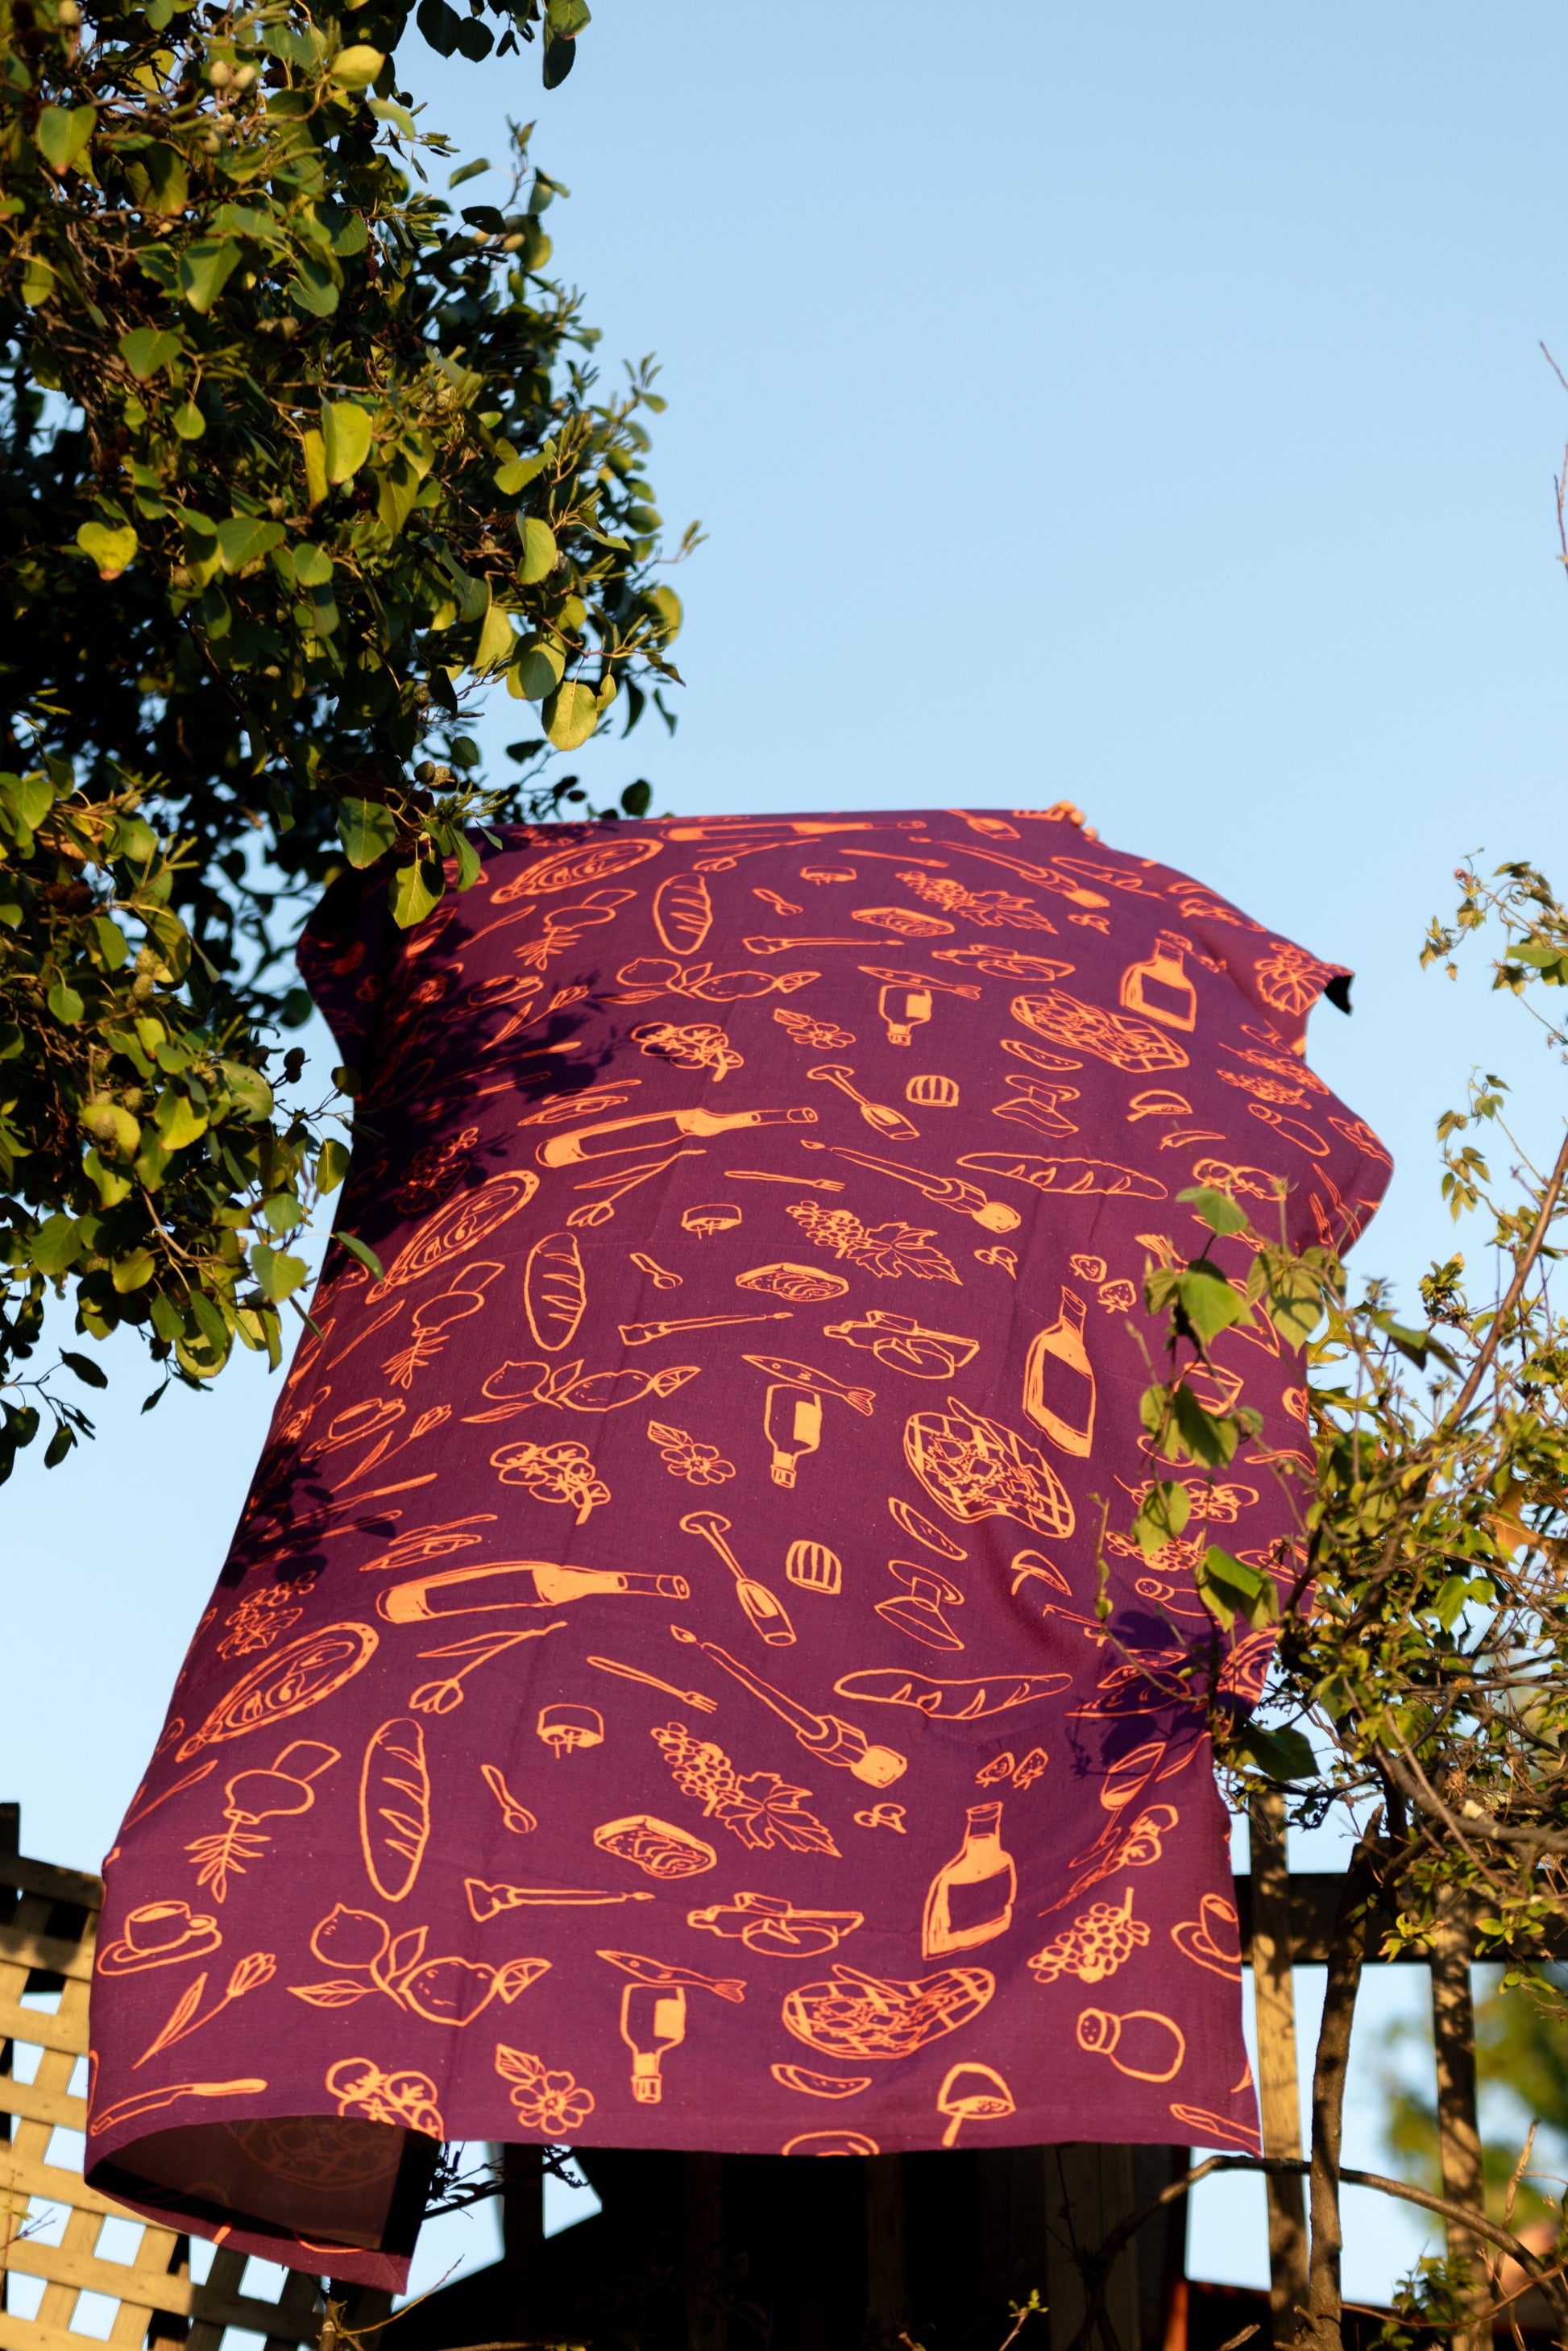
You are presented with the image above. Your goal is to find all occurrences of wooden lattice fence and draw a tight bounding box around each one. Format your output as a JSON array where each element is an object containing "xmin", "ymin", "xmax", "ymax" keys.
[{"xmin": 1, "ymin": 1810, "xmax": 355, "ymax": 2351}]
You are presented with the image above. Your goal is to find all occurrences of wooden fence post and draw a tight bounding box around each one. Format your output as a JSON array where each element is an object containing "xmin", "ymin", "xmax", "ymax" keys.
[
  {"xmin": 1249, "ymin": 1792, "xmax": 1309, "ymax": 2347},
  {"xmin": 1429, "ymin": 1888, "xmax": 1487, "ymax": 2351}
]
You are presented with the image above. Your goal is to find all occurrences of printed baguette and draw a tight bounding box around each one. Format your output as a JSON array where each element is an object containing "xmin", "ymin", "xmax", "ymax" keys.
[
  {"xmin": 358, "ymin": 1716, "xmax": 431, "ymax": 1902},
  {"xmin": 653, "ymin": 870, "xmax": 714, "ymax": 955},
  {"xmin": 524, "ymin": 1229, "xmax": 588, "ymax": 1352}
]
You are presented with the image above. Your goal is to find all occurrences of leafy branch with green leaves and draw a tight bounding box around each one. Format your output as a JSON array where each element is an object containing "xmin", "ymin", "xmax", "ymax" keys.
[
  {"xmin": 1101, "ymin": 859, "xmax": 1568, "ymax": 2349},
  {"xmin": 0, "ymin": 0, "xmax": 687, "ymax": 1474}
]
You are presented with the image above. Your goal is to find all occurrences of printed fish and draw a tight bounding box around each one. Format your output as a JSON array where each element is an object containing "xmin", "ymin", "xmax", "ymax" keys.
[
  {"xmin": 463, "ymin": 1360, "xmax": 701, "ymax": 1423},
  {"xmin": 740, "ymin": 1355, "xmax": 876, "ymax": 1418},
  {"xmin": 595, "ymin": 1949, "xmax": 748, "ymax": 2005}
]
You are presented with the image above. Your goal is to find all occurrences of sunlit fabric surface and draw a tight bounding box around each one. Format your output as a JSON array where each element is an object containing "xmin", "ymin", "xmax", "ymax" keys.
[{"xmin": 87, "ymin": 806, "xmax": 1390, "ymax": 2286}]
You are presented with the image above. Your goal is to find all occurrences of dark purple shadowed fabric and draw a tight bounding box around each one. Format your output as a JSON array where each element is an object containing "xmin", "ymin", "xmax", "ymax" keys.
[{"xmin": 86, "ymin": 806, "xmax": 1391, "ymax": 2286}]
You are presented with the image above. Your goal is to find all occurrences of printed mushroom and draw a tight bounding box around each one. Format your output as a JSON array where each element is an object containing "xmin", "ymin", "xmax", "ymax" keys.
[{"xmin": 537, "ymin": 1703, "xmax": 605, "ymax": 1760}]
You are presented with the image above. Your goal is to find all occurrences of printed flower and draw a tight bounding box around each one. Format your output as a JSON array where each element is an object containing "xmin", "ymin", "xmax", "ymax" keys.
[
  {"xmin": 494, "ymin": 2042, "xmax": 595, "ymax": 2134},
  {"xmin": 647, "ymin": 1422, "xmax": 736, "ymax": 1486}
]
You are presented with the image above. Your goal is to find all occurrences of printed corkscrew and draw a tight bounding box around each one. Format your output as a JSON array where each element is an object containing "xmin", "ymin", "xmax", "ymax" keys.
[
  {"xmin": 679, "ymin": 1511, "xmax": 796, "ymax": 1646},
  {"xmin": 670, "ymin": 1629, "xmax": 907, "ymax": 1787},
  {"xmin": 805, "ymin": 1064, "xmax": 919, "ymax": 1142}
]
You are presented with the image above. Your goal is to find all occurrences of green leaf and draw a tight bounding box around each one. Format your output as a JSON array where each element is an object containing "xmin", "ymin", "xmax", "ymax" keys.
[
  {"xmin": 179, "ymin": 238, "xmax": 242, "ymax": 313},
  {"xmin": 330, "ymin": 42, "xmax": 384, "ymax": 85},
  {"xmin": 338, "ymin": 796, "xmax": 397, "ymax": 868},
  {"xmin": 1432, "ymin": 1575, "xmax": 1471, "ymax": 1632},
  {"xmin": 546, "ymin": 0, "xmax": 591, "ymax": 33},
  {"xmin": 1170, "ymin": 1381, "xmax": 1241, "ymax": 1467},
  {"xmin": 336, "ymin": 1230, "xmax": 385, "ymax": 1281},
  {"xmin": 139, "ymin": 141, "xmax": 189, "ymax": 214},
  {"xmin": 112, "ymin": 1248, "xmax": 156, "ymax": 1293},
  {"xmin": 541, "ymin": 29, "xmax": 575, "ymax": 85},
  {"xmin": 495, "ymin": 444, "xmax": 551, "ymax": 495},
  {"xmin": 292, "ymin": 541, "xmax": 334, "ymax": 588},
  {"xmin": 218, "ymin": 516, "xmax": 285, "ymax": 573},
  {"xmin": 21, "ymin": 257, "xmax": 57, "ymax": 308},
  {"xmin": 1131, "ymin": 1478, "xmax": 1190, "ymax": 1553},
  {"xmin": 516, "ymin": 515, "xmax": 558, "ymax": 583},
  {"xmin": 31, "ymin": 1214, "xmax": 83, "ymax": 1275},
  {"xmin": 36, "ymin": 103, "xmax": 97, "ymax": 175},
  {"xmin": 1175, "ymin": 1265, "xmax": 1251, "ymax": 1347},
  {"xmin": 1195, "ymin": 1544, "xmax": 1276, "ymax": 1632},
  {"xmin": 454, "ymin": 15, "xmax": 492, "ymax": 56},
  {"xmin": 251, "ymin": 1243, "xmax": 309, "ymax": 1302},
  {"xmin": 3, "ymin": 772, "xmax": 53, "ymax": 831},
  {"xmin": 177, "ymin": 1327, "xmax": 231, "ymax": 1380},
  {"xmin": 317, "ymin": 1136, "xmax": 352, "ymax": 1194},
  {"xmin": 217, "ymin": 1061, "xmax": 275, "ymax": 1122},
  {"xmin": 1233, "ymin": 1723, "xmax": 1317, "ymax": 1783},
  {"xmin": 415, "ymin": 0, "xmax": 461, "ymax": 54},
  {"xmin": 154, "ymin": 1088, "xmax": 207, "ymax": 1149},
  {"xmin": 508, "ymin": 636, "xmax": 566, "ymax": 700},
  {"xmin": 322, "ymin": 399, "xmax": 375, "ymax": 483},
  {"xmin": 543, "ymin": 678, "xmax": 603, "ymax": 750},
  {"xmin": 172, "ymin": 401, "xmax": 206, "ymax": 442},
  {"xmin": 48, "ymin": 979, "xmax": 85, "ymax": 1024},
  {"xmin": 291, "ymin": 254, "xmax": 341, "ymax": 318},
  {"xmin": 77, "ymin": 521, "xmax": 138, "ymax": 579},
  {"xmin": 449, "ymin": 156, "xmax": 492, "ymax": 189},
  {"xmin": 649, "ymin": 582, "xmax": 682, "ymax": 638},
  {"xmin": 44, "ymin": 1420, "xmax": 75, "ymax": 1470},
  {"xmin": 59, "ymin": 1348, "xmax": 109, "ymax": 1390},
  {"xmin": 389, "ymin": 853, "xmax": 445, "ymax": 927},
  {"xmin": 474, "ymin": 602, "xmax": 516, "ymax": 672},
  {"xmin": 118, "ymin": 325, "xmax": 180, "ymax": 379},
  {"xmin": 1177, "ymin": 1184, "xmax": 1254, "ymax": 1239},
  {"xmin": 93, "ymin": 917, "xmax": 129, "ymax": 972}
]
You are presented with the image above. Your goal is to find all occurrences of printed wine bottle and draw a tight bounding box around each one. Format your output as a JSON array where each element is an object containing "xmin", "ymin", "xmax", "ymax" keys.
[
  {"xmin": 922, "ymin": 1802, "xmax": 1017, "ymax": 1955},
  {"xmin": 621, "ymin": 1982, "xmax": 687, "ymax": 2103},
  {"xmin": 765, "ymin": 1386, "xmax": 822, "ymax": 1487},
  {"xmin": 1119, "ymin": 932, "xmax": 1197, "ymax": 1031},
  {"xmin": 878, "ymin": 984, "xmax": 933, "ymax": 1046},
  {"xmin": 1022, "ymin": 1287, "xmax": 1096, "ymax": 1456}
]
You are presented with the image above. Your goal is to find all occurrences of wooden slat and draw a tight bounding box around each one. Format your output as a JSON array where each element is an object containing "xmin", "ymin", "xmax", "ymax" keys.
[
  {"xmin": 0, "ymin": 1856, "xmax": 104, "ymax": 1912},
  {"xmin": 1, "ymin": 2076, "xmax": 87, "ymax": 2133},
  {"xmin": 0, "ymin": 2316, "xmax": 154, "ymax": 2351},
  {"xmin": 0, "ymin": 2000, "xmax": 85, "ymax": 2059},
  {"xmin": 0, "ymin": 1835, "xmax": 328, "ymax": 2351},
  {"xmin": 1, "ymin": 2237, "xmax": 317, "ymax": 2341},
  {"xmin": 1247, "ymin": 1794, "xmax": 1309, "ymax": 2350},
  {"xmin": 0, "ymin": 2145, "xmax": 146, "ymax": 2223},
  {"xmin": 0, "ymin": 1924, "xmax": 94, "ymax": 1984}
]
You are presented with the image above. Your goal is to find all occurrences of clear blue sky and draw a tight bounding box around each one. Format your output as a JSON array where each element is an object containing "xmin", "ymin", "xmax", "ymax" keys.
[{"xmin": 9, "ymin": 0, "xmax": 1568, "ymax": 2303}]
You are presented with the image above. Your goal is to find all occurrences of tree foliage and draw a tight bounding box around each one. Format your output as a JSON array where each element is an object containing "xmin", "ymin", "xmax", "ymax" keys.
[
  {"xmin": 1117, "ymin": 858, "xmax": 1568, "ymax": 2349},
  {"xmin": 0, "ymin": 0, "xmax": 686, "ymax": 1474}
]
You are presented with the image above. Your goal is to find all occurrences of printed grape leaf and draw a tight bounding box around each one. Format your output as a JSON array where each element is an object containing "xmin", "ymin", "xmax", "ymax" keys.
[
  {"xmin": 716, "ymin": 1773, "xmax": 840, "ymax": 1857},
  {"xmin": 850, "ymin": 1222, "xmax": 960, "ymax": 1283}
]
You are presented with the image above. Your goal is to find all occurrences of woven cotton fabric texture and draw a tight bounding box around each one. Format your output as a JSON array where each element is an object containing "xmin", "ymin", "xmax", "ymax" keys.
[{"xmin": 86, "ymin": 806, "xmax": 1391, "ymax": 2287}]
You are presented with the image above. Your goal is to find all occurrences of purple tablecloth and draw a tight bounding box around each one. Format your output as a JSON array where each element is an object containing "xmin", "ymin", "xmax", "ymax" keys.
[{"xmin": 86, "ymin": 806, "xmax": 1389, "ymax": 2285}]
